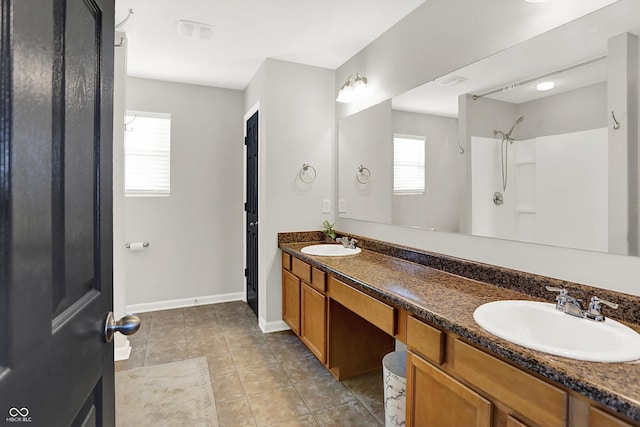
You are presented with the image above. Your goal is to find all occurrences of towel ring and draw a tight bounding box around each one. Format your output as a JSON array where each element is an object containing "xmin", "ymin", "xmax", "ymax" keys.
[
  {"xmin": 299, "ymin": 163, "xmax": 317, "ymax": 184},
  {"xmin": 356, "ymin": 165, "xmax": 371, "ymax": 184}
]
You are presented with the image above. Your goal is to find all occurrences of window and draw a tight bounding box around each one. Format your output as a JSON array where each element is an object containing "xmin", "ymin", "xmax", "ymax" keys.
[
  {"xmin": 393, "ymin": 134, "xmax": 426, "ymax": 194},
  {"xmin": 124, "ymin": 111, "xmax": 171, "ymax": 196}
]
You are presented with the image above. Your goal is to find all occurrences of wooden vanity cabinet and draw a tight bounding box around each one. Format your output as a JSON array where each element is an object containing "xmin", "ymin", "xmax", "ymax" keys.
[
  {"xmin": 300, "ymin": 282, "xmax": 327, "ymax": 363},
  {"xmin": 281, "ymin": 250, "xmax": 639, "ymax": 427},
  {"xmin": 407, "ymin": 350, "xmax": 492, "ymax": 426},
  {"xmin": 282, "ymin": 269, "xmax": 301, "ymax": 335},
  {"xmin": 282, "ymin": 256, "xmax": 327, "ymax": 363},
  {"xmin": 407, "ymin": 314, "xmax": 567, "ymax": 427}
]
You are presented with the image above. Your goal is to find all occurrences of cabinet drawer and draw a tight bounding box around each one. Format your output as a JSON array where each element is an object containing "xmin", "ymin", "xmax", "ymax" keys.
[
  {"xmin": 292, "ymin": 257, "xmax": 311, "ymax": 283},
  {"xmin": 589, "ymin": 407, "xmax": 634, "ymax": 427},
  {"xmin": 282, "ymin": 252, "xmax": 291, "ymax": 271},
  {"xmin": 328, "ymin": 276, "xmax": 395, "ymax": 335},
  {"xmin": 454, "ymin": 339, "xmax": 567, "ymax": 427},
  {"xmin": 407, "ymin": 316, "xmax": 445, "ymax": 365},
  {"xmin": 311, "ymin": 267, "xmax": 326, "ymax": 292}
]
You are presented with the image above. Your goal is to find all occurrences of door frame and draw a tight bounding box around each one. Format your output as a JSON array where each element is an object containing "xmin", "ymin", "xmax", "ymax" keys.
[{"xmin": 243, "ymin": 101, "xmax": 260, "ymax": 313}]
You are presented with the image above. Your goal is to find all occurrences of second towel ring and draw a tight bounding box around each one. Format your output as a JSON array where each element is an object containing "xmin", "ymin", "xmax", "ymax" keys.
[
  {"xmin": 299, "ymin": 163, "xmax": 317, "ymax": 184},
  {"xmin": 356, "ymin": 165, "xmax": 371, "ymax": 184}
]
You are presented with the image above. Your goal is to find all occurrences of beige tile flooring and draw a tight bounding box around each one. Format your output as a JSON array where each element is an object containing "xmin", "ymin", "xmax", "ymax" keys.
[{"xmin": 115, "ymin": 301, "xmax": 385, "ymax": 427}]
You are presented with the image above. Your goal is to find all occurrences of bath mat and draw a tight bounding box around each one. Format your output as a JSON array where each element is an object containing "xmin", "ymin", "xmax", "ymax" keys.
[{"xmin": 116, "ymin": 357, "xmax": 218, "ymax": 427}]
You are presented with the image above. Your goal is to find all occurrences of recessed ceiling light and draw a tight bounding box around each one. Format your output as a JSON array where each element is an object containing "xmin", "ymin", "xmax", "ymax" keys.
[
  {"xmin": 536, "ymin": 81, "xmax": 555, "ymax": 91},
  {"xmin": 525, "ymin": 0, "xmax": 551, "ymax": 3}
]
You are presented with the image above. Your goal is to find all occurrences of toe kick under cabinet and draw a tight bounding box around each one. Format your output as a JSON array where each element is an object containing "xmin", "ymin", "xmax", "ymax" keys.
[{"xmin": 282, "ymin": 251, "xmax": 638, "ymax": 427}]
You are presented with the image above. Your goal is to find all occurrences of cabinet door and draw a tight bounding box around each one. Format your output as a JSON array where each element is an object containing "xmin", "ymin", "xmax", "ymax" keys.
[
  {"xmin": 407, "ymin": 352, "xmax": 492, "ymax": 427},
  {"xmin": 282, "ymin": 269, "xmax": 301, "ymax": 335},
  {"xmin": 301, "ymin": 283, "xmax": 327, "ymax": 363}
]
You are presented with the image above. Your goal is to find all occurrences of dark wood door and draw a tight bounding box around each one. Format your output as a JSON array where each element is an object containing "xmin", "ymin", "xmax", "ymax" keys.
[
  {"xmin": 245, "ymin": 111, "xmax": 258, "ymax": 317},
  {"xmin": 0, "ymin": 0, "xmax": 115, "ymax": 425}
]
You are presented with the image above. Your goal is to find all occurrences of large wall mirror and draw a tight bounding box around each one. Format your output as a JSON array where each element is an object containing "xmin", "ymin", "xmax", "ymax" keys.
[{"xmin": 338, "ymin": 0, "xmax": 640, "ymax": 257}]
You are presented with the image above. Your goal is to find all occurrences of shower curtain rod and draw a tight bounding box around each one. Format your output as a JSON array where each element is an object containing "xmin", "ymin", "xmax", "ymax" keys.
[{"xmin": 472, "ymin": 55, "xmax": 607, "ymax": 100}]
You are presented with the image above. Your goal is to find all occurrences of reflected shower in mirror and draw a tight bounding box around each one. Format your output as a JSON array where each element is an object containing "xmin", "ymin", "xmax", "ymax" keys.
[{"xmin": 338, "ymin": 0, "xmax": 640, "ymax": 256}]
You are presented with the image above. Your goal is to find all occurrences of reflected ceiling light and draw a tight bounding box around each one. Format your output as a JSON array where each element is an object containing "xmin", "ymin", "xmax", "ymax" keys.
[
  {"xmin": 337, "ymin": 73, "xmax": 368, "ymax": 103},
  {"xmin": 536, "ymin": 81, "xmax": 555, "ymax": 91},
  {"xmin": 473, "ymin": 56, "xmax": 606, "ymax": 100}
]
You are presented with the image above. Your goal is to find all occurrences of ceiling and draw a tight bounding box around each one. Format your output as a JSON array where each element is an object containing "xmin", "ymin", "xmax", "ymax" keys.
[{"xmin": 115, "ymin": 0, "xmax": 425, "ymax": 90}]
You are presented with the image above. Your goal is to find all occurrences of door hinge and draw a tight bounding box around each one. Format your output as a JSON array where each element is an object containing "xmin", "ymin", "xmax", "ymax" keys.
[
  {"xmin": 244, "ymin": 202, "xmax": 248, "ymax": 211},
  {"xmin": 244, "ymin": 136, "xmax": 248, "ymax": 145},
  {"xmin": 244, "ymin": 268, "xmax": 248, "ymax": 277}
]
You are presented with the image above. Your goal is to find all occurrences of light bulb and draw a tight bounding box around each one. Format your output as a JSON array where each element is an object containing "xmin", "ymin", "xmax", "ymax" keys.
[{"xmin": 336, "ymin": 85, "xmax": 354, "ymax": 103}]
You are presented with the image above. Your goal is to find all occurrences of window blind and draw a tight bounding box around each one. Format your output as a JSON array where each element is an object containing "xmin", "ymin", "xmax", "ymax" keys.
[
  {"xmin": 394, "ymin": 135, "xmax": 426, "ymax": 194},
  {"xmin": 124, "ymin": 112, "xmax": 171, "ymax": 196}
]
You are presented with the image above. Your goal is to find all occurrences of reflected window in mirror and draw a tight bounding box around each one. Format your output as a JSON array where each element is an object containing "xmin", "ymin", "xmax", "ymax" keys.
[{"xmin": 393, "ymin": 134, "xmax": 426, "ymax": 195}]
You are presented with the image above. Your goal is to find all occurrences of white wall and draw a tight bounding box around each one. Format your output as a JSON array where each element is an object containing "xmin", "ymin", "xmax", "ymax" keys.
[
  {"xmin": 123, "ymin": 77, "xmax": 244, "ymax": 309},
  {"xmin": 339, "ymin": 100, "xmax": 392, "ymax": 224},
  {"xmin": 518, "ymin": 82, "xmax": 607, "ymax": 138},
  {"xmin": 244, "ymin": 59, "xmax": 335, "ymax": 328},
  {"xmin": 336, "ymin": 0, "xmax": 640, "ymax": 296}
]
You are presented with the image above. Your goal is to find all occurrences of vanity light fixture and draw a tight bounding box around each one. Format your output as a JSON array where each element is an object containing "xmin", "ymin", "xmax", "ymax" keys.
[
  {"xmin": 336, "ymin": 73, "xmax": 368, "ymax": 103},
  {"xmin": 536, "ymin": 81, "xmax": 555, "ymax": 91}
]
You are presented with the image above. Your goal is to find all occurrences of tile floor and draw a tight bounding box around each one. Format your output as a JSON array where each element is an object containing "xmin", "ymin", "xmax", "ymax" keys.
[{"xmin": 115, "ymin": 301, "xmax": 385, "ymax": 427}]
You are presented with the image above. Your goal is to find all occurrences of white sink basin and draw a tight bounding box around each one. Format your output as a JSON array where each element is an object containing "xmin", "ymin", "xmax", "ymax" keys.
[
  {"xmin": 301, "ymin": 244, "xmax": 361, "ymax": 257},
  {"xmin": 473, "ymin": 300, "xmax": 640, "ymax": 362}
]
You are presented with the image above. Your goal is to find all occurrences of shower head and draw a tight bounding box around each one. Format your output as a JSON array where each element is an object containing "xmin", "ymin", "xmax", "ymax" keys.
[{"xmin": 506, "ymin": 116, "xmax": 525, "ymax": 139}]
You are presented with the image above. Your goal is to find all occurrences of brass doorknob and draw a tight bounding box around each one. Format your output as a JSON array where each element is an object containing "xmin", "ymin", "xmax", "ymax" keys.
[{"xmin": 103, "ymin": 311, "xmax": 141, "ymax": 343}]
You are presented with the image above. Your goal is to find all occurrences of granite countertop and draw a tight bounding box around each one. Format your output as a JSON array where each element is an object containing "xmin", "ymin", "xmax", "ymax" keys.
[{"xmin": 280, "ymin": 241, "xmax": 640, "ymax": 422}]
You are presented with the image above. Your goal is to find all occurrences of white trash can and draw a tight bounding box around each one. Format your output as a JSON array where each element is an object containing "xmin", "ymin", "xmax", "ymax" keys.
[{"xmin": 382, "ymin": 351, "xmax": 407, "ymax": 427}]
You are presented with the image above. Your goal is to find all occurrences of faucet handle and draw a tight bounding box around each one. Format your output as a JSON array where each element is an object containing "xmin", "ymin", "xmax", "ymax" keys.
[
  {"xmin": 586, "ymin": 296, "xmax": 618, "ymax": 321},
  {"xmin": 588, "ymin": 296, "xmax": 619, "ymax": 310},
  {"xmin": 545, "ymin": 286, "xmax": 568, "ymax": 295},
  {"xmin": 546, "ymin": 286, "xmax": 570, "ymax": 310}
]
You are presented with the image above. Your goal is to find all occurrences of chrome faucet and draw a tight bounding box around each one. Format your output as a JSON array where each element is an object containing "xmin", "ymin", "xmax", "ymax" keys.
[
  {"xmin": 546, "ymin": 286, "xmax": 618, "ymax": 322},
  {"xmin": 336, "ymin": 236, "xmax": 358, "ymax": 249},
  {"xmin": 585, "ymin": 297, "xmax": 619, "ymax": 322}
]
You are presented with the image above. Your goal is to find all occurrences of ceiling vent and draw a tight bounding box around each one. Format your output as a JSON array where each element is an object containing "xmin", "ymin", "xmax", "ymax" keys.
[
  {"xmin": 435, "ymin": 75, "xmax": 467, "ymax": 87},
  {"xmin": 178, "ymin": 20, "xmax": 214, "ymax": 40}
]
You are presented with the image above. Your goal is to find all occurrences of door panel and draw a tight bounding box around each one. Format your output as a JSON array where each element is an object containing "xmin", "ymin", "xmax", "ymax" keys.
[
  {"xmin": 245, "ymin": 111, "xmax": 258, "ymax": 316},
  {"xmin": 0, "ymin": 0, "xmax": 115, "ymax": 425}
]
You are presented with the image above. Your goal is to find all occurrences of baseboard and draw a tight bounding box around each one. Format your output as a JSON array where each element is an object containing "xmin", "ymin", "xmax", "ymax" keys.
[
  {"xmin": 259, "ymin": 318, "xmax": 290, "ymax": 334},
  {"xmin": 126, "ymin": 292, "xmax": 245, "ymax": 314},
  {"xmin": 114, "ymin": 338, "xmax": 132, "ymax": 361}
]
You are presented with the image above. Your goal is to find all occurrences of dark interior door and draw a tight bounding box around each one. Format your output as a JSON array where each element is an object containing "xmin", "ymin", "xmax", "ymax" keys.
[
  {"xmin": 245, "ymin": 111, "xmax": 258, "ymax": 317},
  {"xmin": 0, "ymin": 0, "xmax": 115, "ymax": 426}
]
